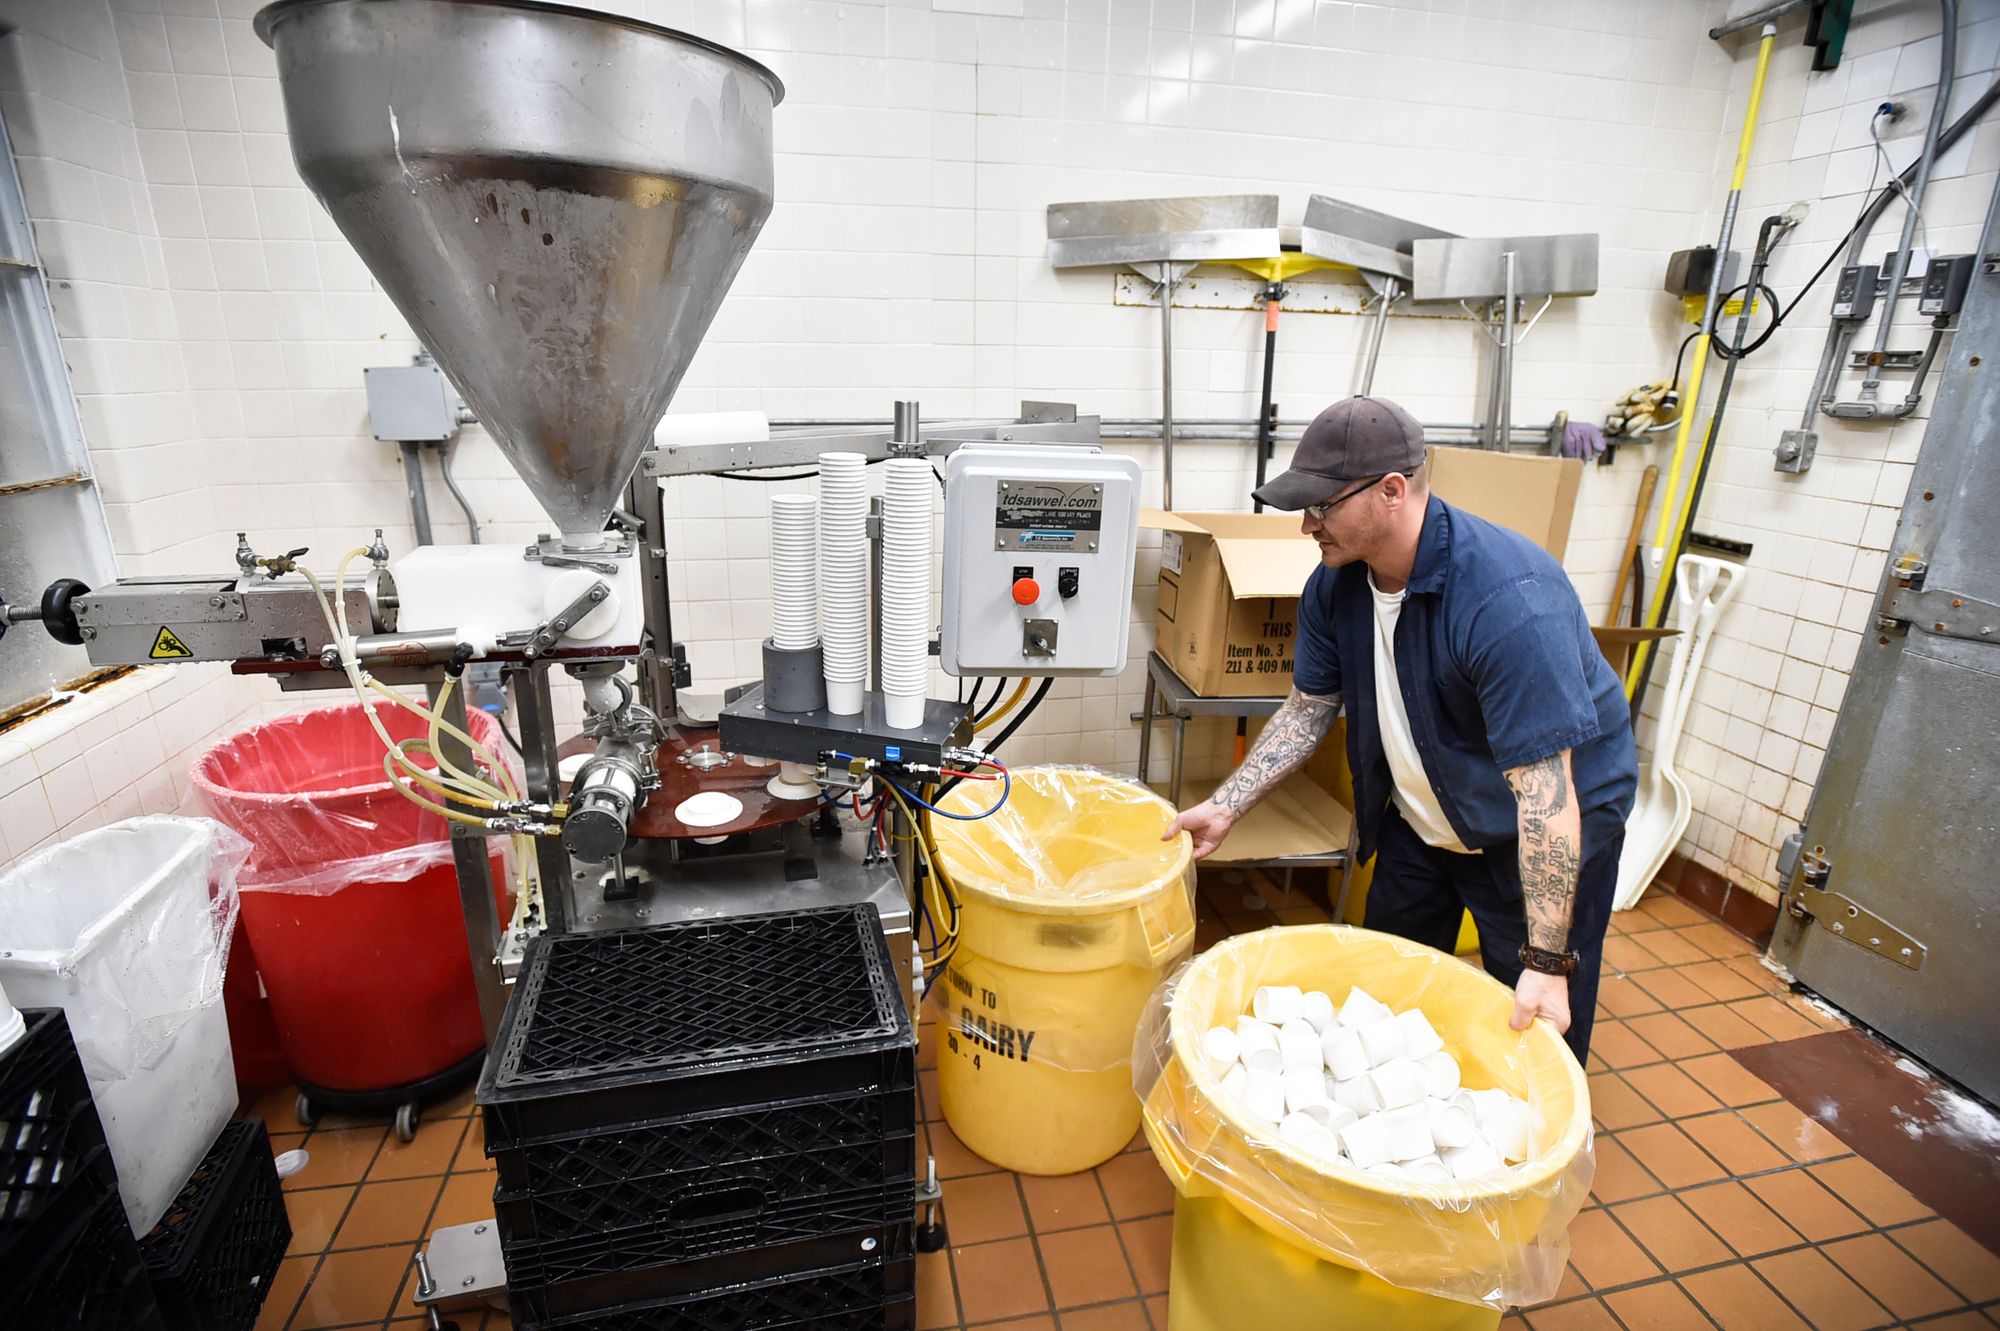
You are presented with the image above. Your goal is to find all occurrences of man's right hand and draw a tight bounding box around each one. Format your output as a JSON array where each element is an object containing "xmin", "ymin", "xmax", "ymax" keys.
[{"xmin": 1163, "ymin": 800, "xmax": 1237, "ymax": 861}]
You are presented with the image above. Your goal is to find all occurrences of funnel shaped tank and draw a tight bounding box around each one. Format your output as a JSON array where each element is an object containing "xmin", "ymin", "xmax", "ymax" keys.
[{"xmin": 256, "ymin": 0, "xmax": 781, "ymax": 544}]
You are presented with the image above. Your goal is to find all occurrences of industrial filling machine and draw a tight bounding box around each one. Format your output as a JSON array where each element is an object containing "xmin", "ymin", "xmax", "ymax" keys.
[{"xmin": 0, "ymin": 0, "xmax": 1146, "ymax": 1319}]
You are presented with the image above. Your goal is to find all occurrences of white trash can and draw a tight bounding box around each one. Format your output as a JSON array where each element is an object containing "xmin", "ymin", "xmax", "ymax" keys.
[{"xmin": 0, "ymin": 815, "xmax": 240, "ymax": 1235}]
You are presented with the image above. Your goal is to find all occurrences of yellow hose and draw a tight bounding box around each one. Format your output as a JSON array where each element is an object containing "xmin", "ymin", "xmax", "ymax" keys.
[
  {"xmin": 973, "ymin": 678, "xmax": 1029, "ymax": 734},
  {"xmin": 1626, "ymin": 25, "xmax": 1776, "ymax": 697}
]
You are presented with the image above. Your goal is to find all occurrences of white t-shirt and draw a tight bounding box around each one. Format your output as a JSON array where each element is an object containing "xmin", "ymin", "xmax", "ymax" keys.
[{"xmin": 1368, "ymin": 572, "xmax": 1470, "ymax": 853}]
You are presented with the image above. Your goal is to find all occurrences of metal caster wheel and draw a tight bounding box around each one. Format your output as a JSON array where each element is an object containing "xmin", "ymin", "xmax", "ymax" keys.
[
  {"xmin": 395, "ymin": 1102, "xmax": 421, "ymax": 1143},
  {"xmin": 295, "ymin": 1092, "xmax": 320, "ymax": 1128}
]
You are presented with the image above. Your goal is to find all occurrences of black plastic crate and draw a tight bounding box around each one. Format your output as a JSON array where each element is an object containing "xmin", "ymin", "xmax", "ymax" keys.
[
  {"xmin": 479, "ymin": 907, "xmax": 915, "ymax": 1149},
  {"xmin": 140, "ymin": 1118, "xmax": 290, "ymax": 1331},
  {"xmin": 506, "ymin": 1218, "xmax": 914, "ymax": 1326},
  {"xmin": 0, "ymin": 1170, "xmax": 165, "ymax": 1331},
  {"xmin": 513, "ymin": 1256, "xmax": 915, "ymax": 1330},
  {"xmin": 490, "ymin": 1087, "xmax": 916, "ymax": 1245},
  {"xmin": 0, "ymin": 1008, "xmax": 119, "ymax": 1239}
]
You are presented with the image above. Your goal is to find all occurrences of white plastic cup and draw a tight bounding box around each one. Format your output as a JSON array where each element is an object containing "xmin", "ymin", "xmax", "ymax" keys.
[
  {"xmin": 884, "ymin": 692, "xmax": 926, "ymax": 731},
  {"xmin": 1331, "ymin": 1075, "xmax": 1382, "ymax": 1115},
  {"xmin": 1481, "ymin": 1095, "xmax": 1533, "ymax": 1163},
  {"xmin": 1427, "ymin": 1099, "xmax": 1477, "ymax": 1151},
  {"xmin": 1419, "ymin": 1050, "xmax": 1462, "ymax": 1100},
  {"xmin": 1366, "ymin": 1057, "xmax": 1428, "ymax": 1111},
  {"xmin": 1442, "ymin": 1139, "xmax": 1505, "ymax": 1181},
  {"xmin": 1395, "ymin": 1008, "xmax": 1446, "ymax": 1060},
  {"xmin": 1339, "ymin": 987, "xmax": 1393, "ymax": 1029},
  {"xmin": 1277, "ymin": 1112, "xmax": 1345, "ymax": 1162},
  {"xmin": 1338, "ymin": 1113, "xmax": 1395, "ymax": 1170},
  {"xmin": 1313, "ymin": 1101, "xmax": 1360, "ymax": 1136},
  {"xmin": 1300, "ymin": 989, "xmax": 1336, "ymax": 1033},
  {"xmin": 1277, "ymin": 1019, "xmax": 1323, "ymax": 1073},
  {"xmin": 1235, "ymin": 1017, "xmax": 1283, "ymax": 1074},
  {"xmin": 1202, "ymin": 1026, "xmax": 1240, "ymax": 1079},
  {"xmin": 1283, "ymin": 1066, "xmax": 1331, "ymax": 1116},
  {"xmin": 825, "ymin": 679, "xmax": 864, "ymax": 715},
  {"xmin": 1355, "ymin": 1016, "xmax": 1406, "ymax": 1067},
  {"xmin": 1321, "ymin": 1026, "xmax": 1369, "ymax": 1081},
  {"xmin": 1253, "ymin": 985, "xmax": 1305, "ymax": 1026},
  {"xmin": 1406, "ymin": 1155, "xmax": 1454, "ymax": 1185},
  {"xmin": 1367, "ymin": 1160, "xmax": 1411, "ymax": 1180},
  {"xmin": 1240, "ymin": 1069, "xmax": 1287, "ymax": 1126},
  {"xmin": 1220, "ymin": 1064, "xmax": 1249, "ymax": 1105},
  {"xmin": 1380, "ymin": 1103, "xmax": 1435, "ymax": 1162}
]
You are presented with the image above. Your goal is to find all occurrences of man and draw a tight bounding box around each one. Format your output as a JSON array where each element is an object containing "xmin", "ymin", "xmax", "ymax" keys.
[{"xmin": 1164, "ymin": 395, "xmax": 1636, "ymax": 1063}]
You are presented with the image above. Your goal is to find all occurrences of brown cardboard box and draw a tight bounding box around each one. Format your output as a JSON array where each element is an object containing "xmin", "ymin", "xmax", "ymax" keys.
[
  {"xmin": 1143, "ymin": 511, "xmax": 1322, "ymax": 697},
  {"xmin": 1141, "ymin": 449, "xmax": 1584, "ymax": 699},
  {"xmin": 1426, "ymin": 445, "xmax": 1585, "ymax": 561}
]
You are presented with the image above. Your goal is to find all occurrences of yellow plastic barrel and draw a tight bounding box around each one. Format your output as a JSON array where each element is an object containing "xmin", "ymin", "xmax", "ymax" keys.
[
  {"xmin": 931, "ymin": 766, "xmax": 1195, "ymax": 1175},
  {"xmin": 1140, "ymin": 925, "xmax": 1592, "ymax": 1329}
]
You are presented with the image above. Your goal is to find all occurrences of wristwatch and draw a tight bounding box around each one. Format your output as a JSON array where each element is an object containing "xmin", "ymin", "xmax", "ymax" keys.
[{"xmin": 1518, "ymin": 943, "xmax": 1581, "ymax": 976}]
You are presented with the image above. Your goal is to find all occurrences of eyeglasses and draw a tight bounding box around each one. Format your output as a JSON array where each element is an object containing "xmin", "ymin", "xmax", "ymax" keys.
[{"xmin": 1302, "ymin": 470, "xmax": 1413, "ymax": 522}]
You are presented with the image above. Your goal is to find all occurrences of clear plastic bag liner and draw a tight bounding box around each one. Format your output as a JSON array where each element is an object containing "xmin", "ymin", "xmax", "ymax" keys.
[
  {"xmin": 932, "ymin": 765, "xmax": 1191, "ymax": 909},
  {"xmin": 190, "ymin": 699, "xmax": 512, "ymax": 890},
  {"xmin": 1134, "ymin": 925, "xmax": 1594, "ymax": 1310},
  {"xmin": 0, "ymin": 815, "xmax": 244, "ymax": 1080}
]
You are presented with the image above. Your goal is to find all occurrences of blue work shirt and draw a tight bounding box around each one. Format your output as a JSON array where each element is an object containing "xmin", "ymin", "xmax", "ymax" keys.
[{"xmin": 1294, "ymin": 495, "xmax": 1637, "ymax": 863}]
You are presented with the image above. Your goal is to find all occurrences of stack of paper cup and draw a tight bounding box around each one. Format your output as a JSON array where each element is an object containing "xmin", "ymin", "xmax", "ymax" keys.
[
  {"xmin": 818, "ymin": 453, "xmax": 869, "ymax": 714},
  {"xmin": 769, "ymin": 494, "xmax": 818, "ymax": 651},
  {"xmin": 879, "ymin": 459, "xmax": 934, "ymax": 731}
]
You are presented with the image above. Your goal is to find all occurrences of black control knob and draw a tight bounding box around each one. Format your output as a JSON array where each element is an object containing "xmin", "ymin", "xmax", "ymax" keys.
[
  {"xmin": 1057, "ymin": 567, "xmax": 1080, "ymax": 599},
  {"xmin": 41, "ymin": 578, "xmax": 92, "ymax": 646}
]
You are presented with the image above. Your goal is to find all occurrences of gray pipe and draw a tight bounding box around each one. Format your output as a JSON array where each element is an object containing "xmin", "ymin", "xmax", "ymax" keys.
[
  {"xmin": 1159, "ymin": 273, "xmax": 1178, "ymax": 509},
  {"xmin": 1860, "ymin": 0, "xmax": 1957, "ymax": 401},
  {"xmin": 1798, "ymin": 74, "xmax": 1999, "ymax": 429},
  {"xmin": 438, "ymin": 439, "xmax": 481, "ymax": 543}
]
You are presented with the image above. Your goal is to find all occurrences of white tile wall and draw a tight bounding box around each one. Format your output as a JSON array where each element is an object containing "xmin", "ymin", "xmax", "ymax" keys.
[{"xmin": 1, "ymin": 0, "xmax": 1995, "ymax": 903}]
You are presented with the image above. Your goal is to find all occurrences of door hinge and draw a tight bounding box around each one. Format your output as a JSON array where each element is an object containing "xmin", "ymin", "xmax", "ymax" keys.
[
  {"xmin": 1875, "ymin": 556, "xmax": 2000, "ymax": 644},
  {"xmin": 1785, "ymin": 847, "xmax": 1927, "ymax": 970}
]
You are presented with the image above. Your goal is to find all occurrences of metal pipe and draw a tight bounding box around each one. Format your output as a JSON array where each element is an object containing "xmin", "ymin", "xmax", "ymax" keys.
[
  {"xmin": 512, "ymin": 662, "xmax": 572, "ymax": 934},
  {"xmin": 893, "ymin": 399, "xmax": 920, "ymax": 444},
  {"xmin": 438, "ymin": 440, "xmax": 480, "ymax": 543},
  {"xmin": 1358, "ymin": 279, "xmax": 1398, "ymax": 396},
  {"xmin": 431, "ymin": 679, "xmax": 507, "ymax": 1038},
  {"xmin": 1159, "ymin": 272, "xmax": 1178, "ymax": 509},
  {"xmin": 868, "ymin": 495, "xmax": 883, "ymax": 694},
  {"xmin": 1796, "ymin": 77, "xmax": 2000, "ymax": 429},
  {"xmin": 1709, "ymin": 0, "xmax": 1811, "ymax": 39},
  {"xmin": 1860, "ymin": 0, "xmax": 1957, "ymax": 401},
  {"xmin": 399, "ymin": 441, "xmax": 434, "ymax": 545},
  {"xmin": 1495, "ymin": 251, "xmax": 1518, "ymax": 451}
]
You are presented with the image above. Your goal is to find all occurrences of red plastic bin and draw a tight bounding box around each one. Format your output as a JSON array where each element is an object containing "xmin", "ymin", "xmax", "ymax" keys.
[{"xmin": 191, "ymin": 701, "xmax": 511, "ymax": 1103}]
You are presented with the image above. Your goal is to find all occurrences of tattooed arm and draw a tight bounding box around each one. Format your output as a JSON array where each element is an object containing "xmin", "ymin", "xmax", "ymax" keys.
[
  {"xmin": 1502, "ymin": 749, "xmax": 1582, "ymax": 1033},
  {"xmin": 1162, "ymin": 687, "xmax": 1342, "ymax": 859}
]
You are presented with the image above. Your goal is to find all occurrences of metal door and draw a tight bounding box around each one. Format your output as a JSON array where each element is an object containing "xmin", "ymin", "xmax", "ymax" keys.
[{"xmin": 1771, "ymin": 190, "xmax": 2000, "ymax": 1105}]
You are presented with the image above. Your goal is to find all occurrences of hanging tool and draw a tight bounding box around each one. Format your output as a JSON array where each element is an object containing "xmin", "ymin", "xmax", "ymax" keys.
[
  {"xmin": 1625, "ymin": 22, "xmax": 1778, "ymax": 698},
  {"xmin": 1609, "ymin": 466, "xmax": 1659, "ymax": 628},
  {"xmin": 1630, "ymin": 211, "xmax": 1797, "ymax": 712}
]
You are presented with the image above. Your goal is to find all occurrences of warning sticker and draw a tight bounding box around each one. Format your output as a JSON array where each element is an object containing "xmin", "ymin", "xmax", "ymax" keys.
[{"xmin": 148, "ymin": 626, "xmax": 193, "ymax": 659}]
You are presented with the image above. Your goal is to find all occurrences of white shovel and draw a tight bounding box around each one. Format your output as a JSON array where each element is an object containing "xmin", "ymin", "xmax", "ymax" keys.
[{"xmin": 1613, "ymin": 555, "xmax": 1743, "ymax": 911}]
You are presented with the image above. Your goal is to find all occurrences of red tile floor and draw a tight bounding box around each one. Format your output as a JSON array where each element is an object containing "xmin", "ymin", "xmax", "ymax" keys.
[{"xmin": 242, "ymin": 876, "xmax": 2000, "ymax": 1330}]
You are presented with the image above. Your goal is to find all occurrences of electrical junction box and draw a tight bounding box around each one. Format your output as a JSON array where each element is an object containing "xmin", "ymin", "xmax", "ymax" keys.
[
  {"xmin": 365, "ymin": 361, "xmax": 461, "ymax": 442},
  {"xmin": 939, "ymin": 444, "xmax": 1141, "ymax": 677}
]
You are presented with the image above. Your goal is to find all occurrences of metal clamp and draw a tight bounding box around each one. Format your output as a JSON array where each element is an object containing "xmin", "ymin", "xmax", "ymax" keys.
[
  {"xmin": 1784, "ymin": 847, "xmax": 1926, "ymax": 970},
  {"xmin": 498, "ymin": 579, "xmax": 611, "ymax": 659},
  {"xmin": 523, "ymin": 529, "xmax": 631, "ymax": 576},
  {"xmin": 1877, "ymin": 562, "xmax": 2000, "ymax": 644}
]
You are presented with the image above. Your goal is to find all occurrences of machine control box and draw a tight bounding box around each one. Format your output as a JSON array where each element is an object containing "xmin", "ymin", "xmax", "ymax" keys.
[
  {"xmin": 1830, "ymin": 264, "xmax": 1879, "ymax": 321},
  {"xmin": 940, "ymin": 445, "xmax": 1141, "ymax": 677}
]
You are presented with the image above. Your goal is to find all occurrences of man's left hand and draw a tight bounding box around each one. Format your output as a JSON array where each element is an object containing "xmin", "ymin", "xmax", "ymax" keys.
[{"xmin": 1510, "ymin": 969, "xmax": 1571, "ymax": 1035}]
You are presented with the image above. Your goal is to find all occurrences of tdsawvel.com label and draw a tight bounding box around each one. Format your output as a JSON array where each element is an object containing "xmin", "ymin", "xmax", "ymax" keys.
[{"xmin": 992, "ymin": 478, "xmax": 1103, "ymax": 552}]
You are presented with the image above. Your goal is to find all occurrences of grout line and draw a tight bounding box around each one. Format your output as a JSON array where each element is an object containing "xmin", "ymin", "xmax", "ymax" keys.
[{"xmin": 1011, "ymin": 1171, "xmax": 1061, "ymax": 1323}]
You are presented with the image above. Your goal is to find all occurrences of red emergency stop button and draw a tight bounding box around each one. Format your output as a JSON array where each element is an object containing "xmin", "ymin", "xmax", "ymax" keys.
[{"xmin": 1011, "ymin": 577, "xmax": 1041, "ymax": 606}]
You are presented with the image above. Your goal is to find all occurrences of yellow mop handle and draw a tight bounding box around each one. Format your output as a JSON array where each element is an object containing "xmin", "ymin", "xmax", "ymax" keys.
[{"xmin": 1626, "ymin": 26, "xmax": 1776, "ymax": 697}]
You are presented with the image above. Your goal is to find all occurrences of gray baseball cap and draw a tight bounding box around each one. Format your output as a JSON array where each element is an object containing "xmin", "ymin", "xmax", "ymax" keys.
[{"xmin": 1251, "ymin": 395, "xmax": 1426, "ymax": 511}]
